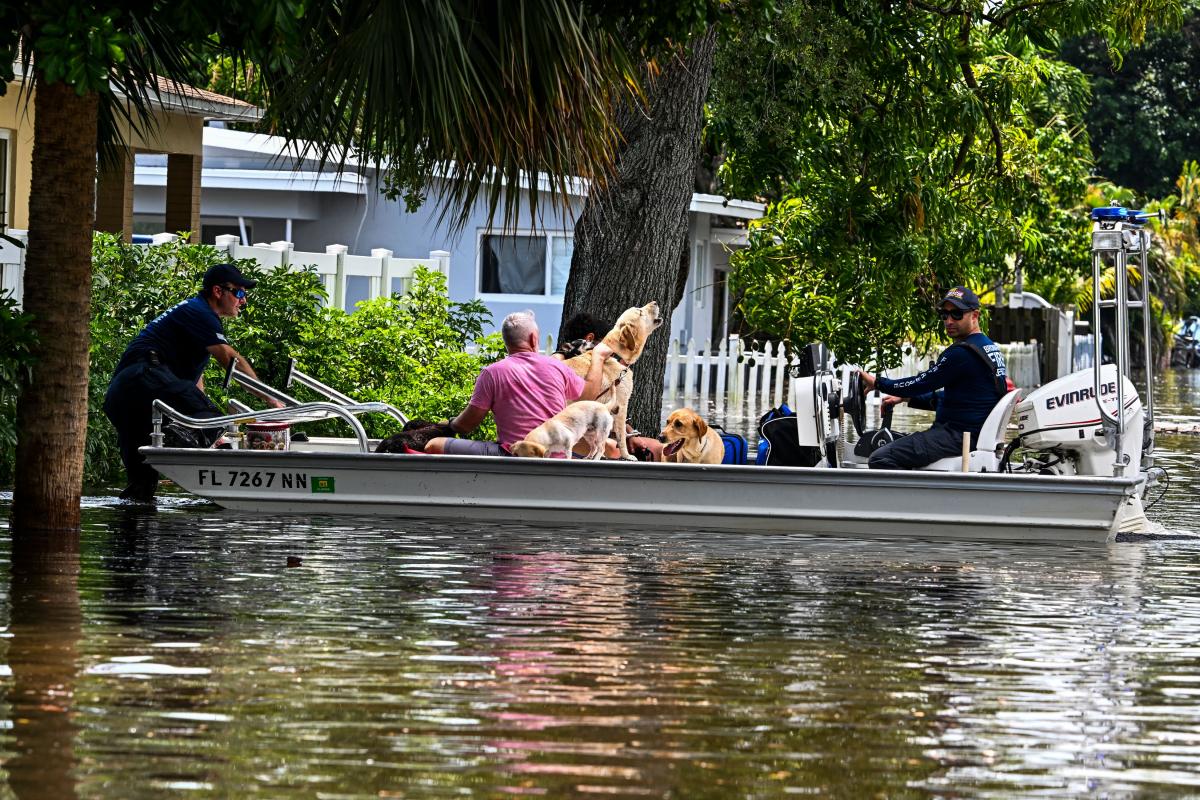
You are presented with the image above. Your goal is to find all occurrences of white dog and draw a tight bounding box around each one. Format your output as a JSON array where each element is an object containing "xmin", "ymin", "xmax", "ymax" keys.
[{"xmin": 510, "ymin": 400, "xmax": 618, "ymax": 459}]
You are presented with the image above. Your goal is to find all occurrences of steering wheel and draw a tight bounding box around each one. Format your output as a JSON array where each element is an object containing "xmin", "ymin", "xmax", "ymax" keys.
[{"xmin": 843, "ymin": 370, "xmax": 868, "ymax": 437}]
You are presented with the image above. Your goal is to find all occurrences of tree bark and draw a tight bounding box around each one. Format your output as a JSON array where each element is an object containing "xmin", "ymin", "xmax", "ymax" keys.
[
  {"xmin": 560, "ymin": 28, "xmax": 718, "ymax": 433},
  {"xmin": 11, "ymin": 75, "xmax": 99, "ymax": 532}
]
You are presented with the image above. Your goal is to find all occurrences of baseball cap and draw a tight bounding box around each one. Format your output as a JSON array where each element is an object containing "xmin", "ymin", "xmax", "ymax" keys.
[
  {"xmin": 202, "ymin": 263, "xmax": 258, "ymax": 291},
  {"xmin": 940, "ymin": 286, "xmax": 980, "ymax": 311}
]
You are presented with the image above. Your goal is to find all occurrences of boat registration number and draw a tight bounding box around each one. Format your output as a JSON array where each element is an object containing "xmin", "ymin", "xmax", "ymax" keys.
[{"xmin": 197, "ymin": 469, "xmax": 327, "ymax": 491}]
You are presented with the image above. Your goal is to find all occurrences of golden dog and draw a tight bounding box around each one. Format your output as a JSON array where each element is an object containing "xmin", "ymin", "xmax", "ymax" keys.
[
  {"xmin": 564, "ymin": 301, "xmax": 663, "ymax": 460},
  {"xmin": 510, "ymin": 400, "xmax": 617, "ymax": 459},
  {"xmin": 661, "ymin": 407, "xmax": 724, "ymax": 464}
]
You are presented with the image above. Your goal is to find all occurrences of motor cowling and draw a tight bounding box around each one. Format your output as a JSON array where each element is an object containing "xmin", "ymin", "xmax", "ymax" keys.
[{"xmin": 1015, "ymin": 364, "xmax": 1144, "ymax": 476}]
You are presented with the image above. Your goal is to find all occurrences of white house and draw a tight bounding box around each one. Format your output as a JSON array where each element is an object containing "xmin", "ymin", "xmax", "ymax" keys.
[{"xmin": 131, "ymin": 127, "xmax": 765, "ymax": 346}]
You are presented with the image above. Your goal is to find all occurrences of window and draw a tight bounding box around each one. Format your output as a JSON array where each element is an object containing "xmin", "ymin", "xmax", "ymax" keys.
[
  {"xmin": 479, "ymin": 232, "xmax": 573, "ymax": 297},
  {"xmin": 0, "ymin": 130, "xmax": 11, "ymax": 233}
]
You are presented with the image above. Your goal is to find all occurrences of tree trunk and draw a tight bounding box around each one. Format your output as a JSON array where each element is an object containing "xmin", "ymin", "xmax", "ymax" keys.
[
  {"xmin": 560, "ymin": 28, "xmax": 718, "ymax": 433},
  {"xmin": 11, "ymin": 75, "xmax": 99, "ymax": 532}
]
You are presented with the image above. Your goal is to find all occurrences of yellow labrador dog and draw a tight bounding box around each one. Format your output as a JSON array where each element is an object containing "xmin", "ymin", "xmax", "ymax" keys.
[
  {"xmin": 660, "ymin": 407, "xmax": 725, "ymax": 465},
  {"xmin": 564, "ymin": 301, "xmax": 663, "ymax": 460},
  {"xmin": 510, "ymin": 400, "xmax": 618, "ymax": 459}
]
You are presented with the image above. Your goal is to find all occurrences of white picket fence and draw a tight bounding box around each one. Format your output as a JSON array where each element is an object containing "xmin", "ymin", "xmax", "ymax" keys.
[{"xmin": 659, "ymin": 336, "xmax": 1042, "ymax": 423}]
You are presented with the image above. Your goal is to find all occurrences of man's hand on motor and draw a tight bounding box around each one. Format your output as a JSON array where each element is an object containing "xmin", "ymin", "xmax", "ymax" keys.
[
  {"xmin": 858, "ymin": 370, "xmax": 876, "ymax": 391},
  {"xmin": 881, "ymin": 394, "xmax": 905, "ymax": 409}
]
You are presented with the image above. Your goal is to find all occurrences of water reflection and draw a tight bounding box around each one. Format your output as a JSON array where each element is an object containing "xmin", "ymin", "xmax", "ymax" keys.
[
  {"xmin": 0, "ymin": 368, "xmax": 1195, "ymax": 796},
  {"xmin": 2, "ymin": 531, "xmax": 80, "ymax": 800}
]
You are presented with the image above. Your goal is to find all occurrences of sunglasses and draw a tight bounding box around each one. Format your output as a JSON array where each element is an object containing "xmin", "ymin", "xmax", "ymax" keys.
[
  {"xmin": 937, "ymin": 308, "xmax": 968, "ymax": 321},
  {"xmin": 221, "ymin": 284, "xmax": 248, "ymax": 299}
]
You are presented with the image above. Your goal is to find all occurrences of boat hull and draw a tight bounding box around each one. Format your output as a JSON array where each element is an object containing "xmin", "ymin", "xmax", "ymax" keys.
[{"xmin": 144, "ymin": 447, "xmax": 1146, "ymax": 543}]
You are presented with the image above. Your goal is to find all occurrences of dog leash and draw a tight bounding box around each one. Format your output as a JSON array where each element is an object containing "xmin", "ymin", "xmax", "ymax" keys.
[{"xmin": 595, "ymin": 353, "xmax": 630, "ymax": 401}]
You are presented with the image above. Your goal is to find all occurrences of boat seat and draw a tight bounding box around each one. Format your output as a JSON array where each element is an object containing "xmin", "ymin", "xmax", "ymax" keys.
[{"xmin": 918, "ymin": 389, "xmax": 1023, "ymax": 473}]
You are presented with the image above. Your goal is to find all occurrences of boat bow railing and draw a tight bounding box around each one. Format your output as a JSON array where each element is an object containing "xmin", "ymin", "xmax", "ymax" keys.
[{"xmin": 151, "ymin": 399, "xmax": 375, "ymax": 452}]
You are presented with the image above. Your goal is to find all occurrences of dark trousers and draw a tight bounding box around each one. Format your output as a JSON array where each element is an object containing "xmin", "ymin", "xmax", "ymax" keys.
[
  {"xmin": 103, "ymin": 361, "xmax": 220, "ymax": 495},
  {"xmin": 868, "ymin": 423, "xmax": 972, "ymax": 470}
]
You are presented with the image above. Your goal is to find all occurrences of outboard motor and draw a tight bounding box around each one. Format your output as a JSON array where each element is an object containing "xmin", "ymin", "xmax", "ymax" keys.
[{"xmin": 1013, "ymin": 364, "xmax": 1144, "ymax": 476}]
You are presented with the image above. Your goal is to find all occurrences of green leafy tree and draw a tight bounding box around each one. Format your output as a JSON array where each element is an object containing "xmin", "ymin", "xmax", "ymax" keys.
[
  {"xmin": 1063, "ymin": 7, "xmax": 1200, "ymax": 197},
  {"xmin": 710, "ymin": 0, "xmax": 1177, "ymax": 367}
]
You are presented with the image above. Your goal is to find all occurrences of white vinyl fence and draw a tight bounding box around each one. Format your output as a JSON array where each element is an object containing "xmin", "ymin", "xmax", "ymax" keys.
[
  {"xmin": 0, "ymin": 231, "xmax": 450, "ymax": 313},
  {"xmin": 659, "ymin": 336, "xmax": 1043, "ymax": 423},
  {"xmin": 209, "ymin": 235, "xmax": 450, "ymax": 311},
  {"xmin": 0, "ymin": 229, "xmax": 27, "ymax": 305}
]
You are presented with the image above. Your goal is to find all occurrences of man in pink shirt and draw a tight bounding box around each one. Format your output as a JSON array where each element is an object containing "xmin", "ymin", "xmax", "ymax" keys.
[{"xmin": 425, "ymin": 310, "xmax": 610, "ymax": 456}]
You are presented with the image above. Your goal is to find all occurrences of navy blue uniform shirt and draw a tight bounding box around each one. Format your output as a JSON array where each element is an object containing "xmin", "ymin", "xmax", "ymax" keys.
[
  {"xmin": 114, "ymin": 295, "xmax": 226, "ymax": 383},
  {"xmin": 877, "ymin": 332, "xmax": 1007, "ymax": 435}
]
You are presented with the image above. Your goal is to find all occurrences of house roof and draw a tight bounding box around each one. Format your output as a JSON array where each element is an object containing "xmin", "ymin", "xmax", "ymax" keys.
[
  {"xmin": 194, "ymin": 127, "xmax": 766, "ymax": 217},
  {"xmin": 148, "ymin": 77, "xmax": 261, "ymax": 122},
  {"xmin": 8, "ymin": 62, "xmax": 260, "ymax": 122}
]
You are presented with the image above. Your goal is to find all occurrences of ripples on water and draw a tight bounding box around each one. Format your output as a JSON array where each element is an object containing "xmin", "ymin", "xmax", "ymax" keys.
[{"xmin": 0, "ymin": 371, "xmax": 1197, "ymax": 798}]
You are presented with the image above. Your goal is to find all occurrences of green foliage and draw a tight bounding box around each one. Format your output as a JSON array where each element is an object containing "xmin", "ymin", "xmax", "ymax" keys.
[
  {"xmin": 0, "ymin": 297, "xmax": 37, "ymax": 483},
  {"xmin": 1062, "ymin": 9, "xmax": 1200, "ymax": 197},
  {"xmin": 252, "ymin": 269, "xmax": 503, "ymax": 440},
  {"xmin": 710, "ymin": 0, "xmax": 1177, "ymax": 366}
]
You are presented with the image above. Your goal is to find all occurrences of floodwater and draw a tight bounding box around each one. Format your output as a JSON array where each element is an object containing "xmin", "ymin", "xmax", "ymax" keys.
[{"xmin": 1, "ymin": 372, "xmax": 1199, "ymax": 798}]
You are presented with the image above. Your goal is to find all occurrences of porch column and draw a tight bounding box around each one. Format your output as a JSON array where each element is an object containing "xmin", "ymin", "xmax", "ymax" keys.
[
  {"xmin": 164, "ymin": 152, "xmax": 202, "ymax": 240},
  {"xmin": 94, "ymin": 147, "xmax": 133, "ymax": 241}
]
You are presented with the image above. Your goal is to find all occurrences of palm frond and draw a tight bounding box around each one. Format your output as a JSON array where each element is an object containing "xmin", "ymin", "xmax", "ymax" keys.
[{"xmin": 256, "ymin": 0, "xmax": 641, "ymax": 233}]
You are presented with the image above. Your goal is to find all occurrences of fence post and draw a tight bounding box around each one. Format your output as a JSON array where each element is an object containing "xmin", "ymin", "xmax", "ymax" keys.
[
  {"xmin": 727, "ymin": 334, "xmax": 742, "ymax": 411},
  {"xmin": 270, "ymin": 241, "xmax": 294, "ymax": 268},
  {"xmin": 430, "ymin": 249, "xmax": 451, "ymax": 279},
  {"xmin": 774, "ymin": 344, "xmax": 787, "ymax": 409},
  {"xmin": 369, "ymin": 248, "xmax": 392, "ymax": 301},
  {"xmin": 699, "ymin": 339, "xmax": 713, "ymax": 409},
  {"xmin": 213, "ymin": 234, "xmax": 239, "ymax": 259},
  {"xmin": 325, "ymin": 244, "xmax": 348, "ymax": 309},
  {"xmin": 665, "ymin": 338, "xmax": 680, "ymax": 402},
  {"xmin": 681, "ymin": 339, "xmax": 696, "ymax": 407},
  {"xmin": 715, "ymin": 336, "xmax": 728, "ymax": 417},
  {"xmin": 748, "ymin": 343, "xmax": 763, "ymax": 416}
]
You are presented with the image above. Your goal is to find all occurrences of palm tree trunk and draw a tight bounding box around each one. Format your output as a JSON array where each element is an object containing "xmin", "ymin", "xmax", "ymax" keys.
[
  {"xmin": 11, "ymin": 75, "xmax": 99, "ymax": 532},
  {"xmin": 560, "ymin": 28, "xmax": 718, "ymax": 433}
]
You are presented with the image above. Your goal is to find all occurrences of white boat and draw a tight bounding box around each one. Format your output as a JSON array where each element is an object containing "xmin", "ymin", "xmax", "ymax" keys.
[{"xmin": 142, "ymin": 208, "xmax": 1167, "ymax": 543}]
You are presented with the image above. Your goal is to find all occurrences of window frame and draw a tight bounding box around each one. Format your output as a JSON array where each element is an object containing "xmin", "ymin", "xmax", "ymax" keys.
[
  {"xmin": 476, "ymin": 228, "xmax": 574, "ymax": 302},
  {"xmin": 0, "ymin": 129, "xmax": 12, "ymax": 232}
]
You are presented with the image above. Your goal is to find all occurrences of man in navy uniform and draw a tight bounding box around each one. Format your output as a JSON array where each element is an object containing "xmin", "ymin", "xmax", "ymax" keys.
[
  {"xmin": 104, "ymin": 263, "xmax": 284, "ymax": 502},
  {"xmin": 858, "ymin": 286, "xmax": 1008, "ymax": 470}
]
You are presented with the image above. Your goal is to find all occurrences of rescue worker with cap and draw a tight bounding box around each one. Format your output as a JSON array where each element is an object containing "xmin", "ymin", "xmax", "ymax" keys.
[
  {"xmin": 857, "ymin": 286, "xmax": 1009, "ymax": 470},
  {"xmin": 103, "ymin": 263, "xmax": 285, "ymax": 502}
]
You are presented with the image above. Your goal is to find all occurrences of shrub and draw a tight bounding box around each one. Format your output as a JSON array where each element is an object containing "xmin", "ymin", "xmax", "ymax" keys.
[{"xmin": 0, "ymin": 296, "xmax": 36, "ymax": 484}]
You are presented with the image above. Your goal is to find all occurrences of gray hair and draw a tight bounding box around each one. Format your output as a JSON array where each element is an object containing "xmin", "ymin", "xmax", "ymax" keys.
[{"xmin": 501, "ymin": 310, "xmax": 538, "ymax": 350}]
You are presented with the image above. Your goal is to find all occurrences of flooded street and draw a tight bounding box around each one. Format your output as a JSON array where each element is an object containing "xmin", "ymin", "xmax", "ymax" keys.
[{"xmin": 1, "ymin": 371, "xmax": 1199, "ymax": 797}]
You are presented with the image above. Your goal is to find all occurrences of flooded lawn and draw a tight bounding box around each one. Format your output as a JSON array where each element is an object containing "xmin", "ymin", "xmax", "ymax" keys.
[{"xmin": 1, "ymin": 369, "xmax": 1199, "ymax": 797}]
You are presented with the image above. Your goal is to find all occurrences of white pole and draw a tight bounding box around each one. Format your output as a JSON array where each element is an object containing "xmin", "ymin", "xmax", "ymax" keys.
[{"xmin": 238, "ymin": 216, "xmax": 249, "ymax": 246}]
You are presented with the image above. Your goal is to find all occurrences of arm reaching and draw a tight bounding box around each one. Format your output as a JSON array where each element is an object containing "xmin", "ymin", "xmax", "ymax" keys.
[{"xmin": 207, "ymin": 343, "xmax": 286, "ymax": 409}]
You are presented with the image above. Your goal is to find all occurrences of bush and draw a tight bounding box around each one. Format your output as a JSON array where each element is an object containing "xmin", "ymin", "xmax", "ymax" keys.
[
  {"xmin": 238, "ymin": 267, "xmax": 504, "ymax": 439},
  {"xmin": 0, "ymin": 296, "xmax": 36, "ymax": 485}
]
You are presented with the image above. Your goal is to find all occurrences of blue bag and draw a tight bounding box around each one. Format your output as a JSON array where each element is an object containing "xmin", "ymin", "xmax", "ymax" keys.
[
  {"xmin": 755, "ymin": 403, "xmax": 793, "ymax": 465},
  {"xmin": 714, "ymin": 427, "xmax": 748, "ymax": 465}
]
